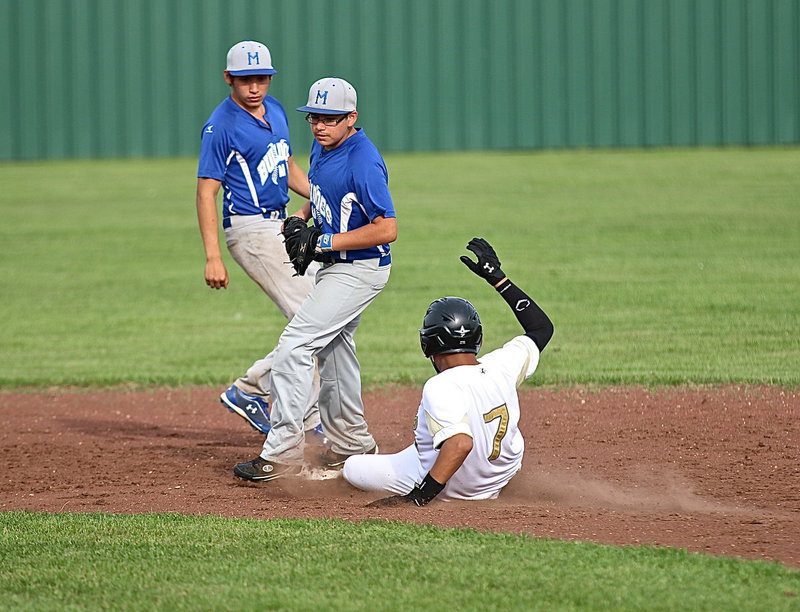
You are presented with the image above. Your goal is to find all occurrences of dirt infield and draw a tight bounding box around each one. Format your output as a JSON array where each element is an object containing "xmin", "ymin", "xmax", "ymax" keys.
[{"xmin": 1, "ymin": 385, "xmax": 797, "ymax": 567}]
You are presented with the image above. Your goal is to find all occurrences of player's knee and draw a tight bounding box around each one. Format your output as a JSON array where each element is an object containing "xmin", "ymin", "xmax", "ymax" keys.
[
  {"xmin": 342, "ymin": 456, "xmax": 357, "ymax": 487},
  {"xmin": 343, "ymin": 454, "xmax": 375, "ymax": 490},
  {"xmin": 272, "ymin": 339, "xmax": 310, "ymax": 370}
]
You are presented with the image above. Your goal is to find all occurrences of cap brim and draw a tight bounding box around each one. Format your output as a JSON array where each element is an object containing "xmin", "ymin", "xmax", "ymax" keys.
[
  {"xmin": 228, "ymin": 68, "xmax": 277, "ymax": 76},
  {"xmin": 295, "ymin": 105, "xmax": 353, "ymax": 114}
]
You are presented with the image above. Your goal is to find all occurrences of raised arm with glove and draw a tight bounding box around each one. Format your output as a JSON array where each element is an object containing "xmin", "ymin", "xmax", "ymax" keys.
[
  {"xmin": 461, "ymin": 237, "xmax": 553, "ymax": 351},
  {"xmin": 367, "ymin": 238, "xmax": 553, "ymax": 508}
]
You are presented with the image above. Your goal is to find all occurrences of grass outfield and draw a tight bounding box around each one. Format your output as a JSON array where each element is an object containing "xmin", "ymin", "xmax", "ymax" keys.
[
  {"xmin": 1, "ymin": 149, "xmax": 798, "ymax": 607},
  {"xmin": 0, "ymin": 148, "xmax": 798, "ymax": 387},
  {"xmin": 2, "ymin": 513, "xmax": 798, "ymax": 611}
]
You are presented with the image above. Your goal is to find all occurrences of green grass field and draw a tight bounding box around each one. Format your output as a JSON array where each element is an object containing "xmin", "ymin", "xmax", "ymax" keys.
[
  {"xmin": 2, "ymin": 513, "xmax": 798, "ymax": 611},
  {"xmin": 1, "ymin": 149, "xmax": 798, "ymax": 608},
  {"xmin": 1, "ymin": 148, "xmax": 798, "ymax": 387}
]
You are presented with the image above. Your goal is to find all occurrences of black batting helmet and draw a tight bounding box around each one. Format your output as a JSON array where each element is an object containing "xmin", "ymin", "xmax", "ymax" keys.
[{"xmin": 419, "ymin": 297, "xmax": 483, "ymax": 357}]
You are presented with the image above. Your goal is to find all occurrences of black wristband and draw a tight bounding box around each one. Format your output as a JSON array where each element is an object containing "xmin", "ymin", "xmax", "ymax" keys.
[{"xmin": 412, "ymin": 472, "xmax": 445, "ymax": 506}]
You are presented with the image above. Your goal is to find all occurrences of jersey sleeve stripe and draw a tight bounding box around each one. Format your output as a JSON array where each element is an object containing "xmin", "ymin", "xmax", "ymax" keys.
[
  {"xmin": 516, "ymin": 353, "xmax": 532, "ymax": 388},
  {"xmin": 338, "ymin": 192, "xmax": 357, "ymax": 259},
  {"xmin": 233, "ymin": 150, "xmax": 261, "ymax": 210},
  {"xmin": 432, "ymin": 424, "xmax": 473, "ymax": 450}
]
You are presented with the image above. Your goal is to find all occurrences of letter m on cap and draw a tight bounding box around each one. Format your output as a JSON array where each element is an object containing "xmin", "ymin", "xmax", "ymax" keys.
[
  {"xmin": 315, "ymin": 90, "xmax": 329, "ymax": 106},
  {"xmin": 247, "ymin": 51, "xmax": 260, "ymax": 66}
]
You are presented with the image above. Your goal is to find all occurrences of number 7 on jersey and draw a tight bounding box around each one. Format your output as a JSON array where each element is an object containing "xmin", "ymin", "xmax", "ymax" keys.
[{"xmin": 483, "ymin": 404, "xmax": 509, "ymax": 461}]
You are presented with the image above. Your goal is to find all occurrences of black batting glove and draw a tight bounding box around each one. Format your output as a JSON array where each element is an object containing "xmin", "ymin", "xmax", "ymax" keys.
[
  {"xmin": 366, "ymin": 473, "xmax": 445, "ymax": 508},
  {"xmin": 459, "ymin": 237, "xmax": 506, "ymax": 286},
  {"xmin": 366, "ymin": 494, "xmax": 413, "ymax": 508}
]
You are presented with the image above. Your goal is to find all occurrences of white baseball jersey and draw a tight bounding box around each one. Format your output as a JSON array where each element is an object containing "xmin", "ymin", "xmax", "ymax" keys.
[{"xmin": 414, "ymin": 334, "xmax": 540, "ymax": 500}]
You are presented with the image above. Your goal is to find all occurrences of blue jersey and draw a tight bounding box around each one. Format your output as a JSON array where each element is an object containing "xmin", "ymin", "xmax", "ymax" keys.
[
  {"xmin": 198, "ymin": 96, "xmax": 293, "ymax": 222},
  {"xmin": 308, "ymin": 129, "xmax": 395, "ymax": 262}
]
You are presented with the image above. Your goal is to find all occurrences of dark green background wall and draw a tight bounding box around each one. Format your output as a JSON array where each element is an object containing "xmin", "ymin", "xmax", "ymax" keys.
[{"xmin": 1, "ymin": 0, "xmax": 798, "ymax": 160}]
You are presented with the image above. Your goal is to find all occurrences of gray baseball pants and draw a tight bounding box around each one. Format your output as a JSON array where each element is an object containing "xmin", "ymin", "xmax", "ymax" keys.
[
  {"xmin": 261, "ymin": 258, "xmax": 390, "ymax": 464},
  {"xmin": 224, "ymin": 214, "xmax": 321, "ymax": 429}
]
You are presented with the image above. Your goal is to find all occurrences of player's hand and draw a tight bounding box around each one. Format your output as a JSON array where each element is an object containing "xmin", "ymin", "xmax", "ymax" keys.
[
  {"xmin": 205, "ymin": 258, "xmax": 229, "ymax": 290},
  {"xmin": 460, "ymin": 237, "xmax": 506, "ymax": 286},
  {"xmin": 366, "ymin": 476, "xmax": 442, "ymax": 508},
  {"xmin": 367, "ymin": 492, "xmax": 427, "ymax": 508},
  {"xmin": 366, "ymin": 494, "xmax": 415, "ymax": 508}
]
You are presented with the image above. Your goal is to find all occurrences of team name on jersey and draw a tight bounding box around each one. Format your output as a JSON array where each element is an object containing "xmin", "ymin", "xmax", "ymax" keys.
[
  {"xmin": 309, "ymin": 182, "xmax": 333, "ymax": 225},
  {"xmin": 257, "ymin": 139, "xmax": 290, "ymax": 186}
]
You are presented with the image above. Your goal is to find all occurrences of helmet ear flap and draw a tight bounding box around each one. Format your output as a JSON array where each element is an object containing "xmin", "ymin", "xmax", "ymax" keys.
[{"xmin": 419, "ymin": 329, "xmax": 448, "ymax": 357}]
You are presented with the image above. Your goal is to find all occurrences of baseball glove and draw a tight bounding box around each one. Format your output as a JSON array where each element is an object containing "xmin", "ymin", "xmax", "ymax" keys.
[
  {"xmin": 288, "ymin": 225, "xmax": 322, "ymax": 276},
  {"xmin": 282, "ymin": 216, "xmax": 307, "ymax": 256}
]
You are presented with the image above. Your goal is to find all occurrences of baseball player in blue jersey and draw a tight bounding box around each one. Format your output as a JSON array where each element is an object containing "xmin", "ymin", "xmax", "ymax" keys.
[
  {"xmin": 233, "ymin": 77, "xmax": 397, "ymax": 482},
  {"xmin": 196, "ymin": 41, "xmax": 322, "ymax": 439}
]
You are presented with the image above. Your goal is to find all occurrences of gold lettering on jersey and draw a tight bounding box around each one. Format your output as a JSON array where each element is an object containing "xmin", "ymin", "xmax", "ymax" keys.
[{"xmin": 482, "ymin": 404, "xmax": 509, "ymax": 461}]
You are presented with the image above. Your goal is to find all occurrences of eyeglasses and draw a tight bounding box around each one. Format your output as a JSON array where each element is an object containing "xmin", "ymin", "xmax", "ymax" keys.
[{"xmin": 305, "ymin": 113, "xmax": 349, "ymax": 126}]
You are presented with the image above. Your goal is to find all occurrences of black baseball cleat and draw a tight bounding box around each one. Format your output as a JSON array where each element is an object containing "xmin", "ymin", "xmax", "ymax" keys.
[
  {"xmin": 318, "ymin": 444, "xmax": 378, "ymax": 469},
  {"xmin": 233, "ymin": 457, "xmax": 302, "ymax": 482}
]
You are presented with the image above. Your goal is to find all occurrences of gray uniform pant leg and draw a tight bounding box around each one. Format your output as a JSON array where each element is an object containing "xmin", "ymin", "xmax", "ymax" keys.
[
  {"xmin": 317, "ymin": 314, "xmax": 370, "ymax": 454},
  {"xmin": 262, "ymin": 259, "xmax": 390, "ymax": 464},
  {"xmin": 224, "ymin": 216, "xmax": 321, "ymax": 428}
]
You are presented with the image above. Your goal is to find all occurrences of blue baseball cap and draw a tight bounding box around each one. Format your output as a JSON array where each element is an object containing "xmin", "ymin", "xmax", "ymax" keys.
[
  {"xmin": 226, "ymin": 41, "xmax": 277, "ymax": 76},
  {"xmin": 296, "ymin": 77, "xmax": 357, "ymax": 114}
]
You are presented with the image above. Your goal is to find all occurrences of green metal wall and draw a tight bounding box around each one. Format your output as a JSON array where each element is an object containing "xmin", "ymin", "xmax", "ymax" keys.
[{"xmin": 1, "ymin": 0, "xmax": 798, "ymax": 160}]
